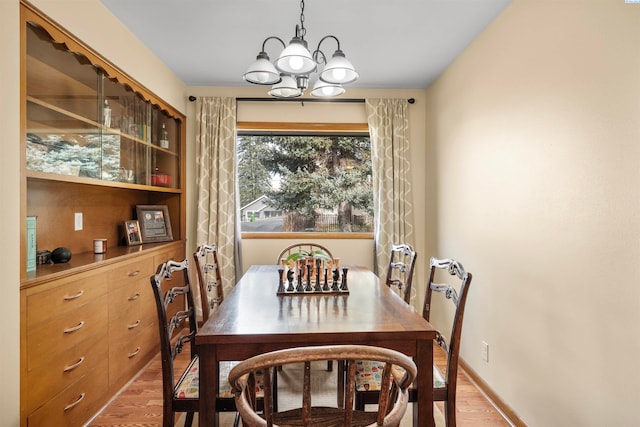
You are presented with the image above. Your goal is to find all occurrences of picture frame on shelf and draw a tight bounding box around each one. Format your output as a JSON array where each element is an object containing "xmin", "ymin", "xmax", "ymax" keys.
[
  {"xmin": 124, "ymin": 220, "xmax": 143, "ymax": 246},
  {"xmin": 135, "ymin": 205, "xmax": 173, "ymax": 243}
]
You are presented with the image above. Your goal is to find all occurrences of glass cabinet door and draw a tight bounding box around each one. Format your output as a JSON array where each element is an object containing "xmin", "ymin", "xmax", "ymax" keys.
[
  {"xmin": 25, "ymin": 21, "xmax": 180, "ymax": 189},
  {"xmin": 26, "ymin": 23, "xmax": 102, "ymax": 178}
]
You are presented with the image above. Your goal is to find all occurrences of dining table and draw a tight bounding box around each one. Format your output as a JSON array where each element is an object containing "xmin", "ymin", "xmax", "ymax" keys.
[{"xmin": 196, "ymin": 264, "xmax": 438, "ymax": 427}]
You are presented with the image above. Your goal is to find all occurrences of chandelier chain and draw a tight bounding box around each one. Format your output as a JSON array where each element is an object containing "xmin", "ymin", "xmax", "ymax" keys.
[{"xmin": 299, "ymin": 0, "xmax": 306, "ymax": 39}]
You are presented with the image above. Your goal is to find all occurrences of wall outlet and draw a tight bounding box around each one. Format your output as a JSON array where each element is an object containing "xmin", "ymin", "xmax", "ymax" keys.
[
  {"xmin": 482, "ymin": 341, "xmax": 489, "ymax": 363},
  {"xmin": 74, "ymin": 212, "xmax": 83, "ymax": 231}
]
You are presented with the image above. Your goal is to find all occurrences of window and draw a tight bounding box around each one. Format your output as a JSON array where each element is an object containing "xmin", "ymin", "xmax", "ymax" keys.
[{"xmin": 237, "ymin": 124, "xmax": 373, "ymax": 235}]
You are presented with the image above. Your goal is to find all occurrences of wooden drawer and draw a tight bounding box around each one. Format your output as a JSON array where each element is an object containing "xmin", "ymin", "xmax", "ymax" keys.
[
  {"xmin": 109, "ymin": 275, "xmax": 155, "ymax": 321},
  {"xmin": 27, "ymin": 360, "xmax": 109, "ymax": 427},
  {"xmin": 107, "ymin": 256, "xmax": 154, "ymax": 291},
  {"xmin": 109, "ymin": 304, "xmax": 157, "ymax": 345},
  {"xmin": 153, "ymin": 247, "xmax": 185, "ymax": 268},
  {"xmin": 109, "ymin": 324, "xmax": 158, "ymax": 387},
  {"xmin": 27, "ymin": 274, "xmax": 107, "ymax": 328},
  {"xmin": 27, "ymin": 298, "xmax": 107, "ymax": 370},
  {"xmin": 26, "ymin": 338, "xmax": 108, "ymax": 414}
]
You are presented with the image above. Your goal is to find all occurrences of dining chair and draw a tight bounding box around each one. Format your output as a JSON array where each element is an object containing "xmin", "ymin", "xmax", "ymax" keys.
[
  {"xmin": 384, "ymin": 243, "xmax": 417, "ymax": 304},
  {"xmin": 193, "ymin": 243, "xmax": 224, "ymax": 323},
  {"xmin": 150, "ymin": 259, "xmax": 262, "ymax": 427},
  {"xmin": 276, "ymin": 242, "xmax": 334, "ymax": 265},
  {"xmin": 354, "ymin": 257, "xmax": 472, "ymax": 427},
  {"xmin": 229, "ymin": 344, "xmax": 417, "ymax": 427}
]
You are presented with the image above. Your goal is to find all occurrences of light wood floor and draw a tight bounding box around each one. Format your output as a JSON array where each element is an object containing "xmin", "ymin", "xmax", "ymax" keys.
[{"xmin": 88, "ymin": 346, "xmax": 513, "ymax": 427}]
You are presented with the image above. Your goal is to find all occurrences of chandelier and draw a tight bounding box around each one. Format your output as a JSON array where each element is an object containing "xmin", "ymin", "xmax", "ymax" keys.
[{"xmin": 243, "ymin": 0, "xmax": 359, "ymax": 98}]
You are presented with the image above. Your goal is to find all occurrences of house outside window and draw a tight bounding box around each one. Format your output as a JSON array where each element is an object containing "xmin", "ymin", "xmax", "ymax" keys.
[{"xmin": 237, "ymin": 126, "xmax": 373, "ymax": 235}]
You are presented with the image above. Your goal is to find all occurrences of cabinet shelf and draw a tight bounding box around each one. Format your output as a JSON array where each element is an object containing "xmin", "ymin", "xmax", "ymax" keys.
[
  {"xmin": 27, "ymin": 96, "xmax": 180, "ymax": 155},
  {"xmin": 26, "ymin": 170, "xmax": 182, "ymax": 193}
]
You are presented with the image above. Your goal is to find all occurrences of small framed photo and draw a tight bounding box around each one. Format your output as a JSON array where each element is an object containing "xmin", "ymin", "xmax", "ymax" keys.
[
  {"xmin": 135, "ymin": 205, "xmax": 173, "ymax": 243},
  {"xmin": 124, "ymin": 220, "xmax": 143, "ymax": 246}
]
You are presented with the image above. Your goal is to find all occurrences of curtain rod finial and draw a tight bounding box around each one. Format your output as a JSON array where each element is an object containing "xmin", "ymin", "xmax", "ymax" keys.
[
  {"xmin": 408, "ymin": 98, "xmax": 415, "ymax": 104},
  {"xmin": 188, "ymin": 96, "xmax": 196, "ymax": 102}
]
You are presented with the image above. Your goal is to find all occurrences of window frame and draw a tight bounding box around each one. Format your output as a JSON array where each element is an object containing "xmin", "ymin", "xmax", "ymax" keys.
[{"xmin": 237, "ymin": 121, "xmax": 374, "ymax": 240}]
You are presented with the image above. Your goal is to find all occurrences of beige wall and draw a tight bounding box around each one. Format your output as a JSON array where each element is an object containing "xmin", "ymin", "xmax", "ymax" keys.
[
  {"xmin": 1, "ymin": 0, "xmax": 22, "ymax": 424},
  {"xmin": 425, "ymin": 0, "xmax": 640, "ymax": 425}
]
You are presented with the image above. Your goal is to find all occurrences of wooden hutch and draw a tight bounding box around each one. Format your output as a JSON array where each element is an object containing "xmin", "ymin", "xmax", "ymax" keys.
[{"xmin": 19, "ymin": 2, "xmax": 186, "ymax": 425}]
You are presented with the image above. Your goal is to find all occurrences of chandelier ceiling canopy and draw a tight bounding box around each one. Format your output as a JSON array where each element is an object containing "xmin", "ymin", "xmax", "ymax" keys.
[{"xmin": 243, "ymin": 0, "xmax": 359, "ymax": 98}]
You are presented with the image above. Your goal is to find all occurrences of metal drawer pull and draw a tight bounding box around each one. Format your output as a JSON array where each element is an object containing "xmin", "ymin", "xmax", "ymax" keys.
[
  {"xmin": 63, "ymin": 393, "xmax": 85, "ymax": 411},
  {"xmin": 128, "ymin": 320, "xmax": 141, "ymax": 329},
  {"xmin": 63, "ymin": 290, "xmax": 84, "ymax": 300},
  {"xmin": 63, "ymin": 357, "xmax": 85, "ymax": 372},
  {"xmin": 127, "ymin": 270, "xmax": 141, "ymax": 277},
  {"xmin": 128, "ymin": 347, "xmax": 141, "ymax": 358},
  {"xmin": 63, "ymin": 321, "xmax": 85, "ymax": 334},
  {"xmin": 128, "ymin": 293, "xmax": 141, "ymax": 301}
]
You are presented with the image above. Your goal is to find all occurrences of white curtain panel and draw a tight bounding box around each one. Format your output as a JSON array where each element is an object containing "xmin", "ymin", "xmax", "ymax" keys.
[
  {"xmin": 195, "ymin": 97, "xmax": 240, "ymax": 317},
  {"xmin": 366, "ymin": 98, "xmax": 416, "ymax": 302}
]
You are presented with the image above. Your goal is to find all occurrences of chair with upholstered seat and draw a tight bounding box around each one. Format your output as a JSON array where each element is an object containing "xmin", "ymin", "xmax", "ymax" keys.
[
  {"xmin": 384, "ymin": 244, "xmax": 417, "ymax": 304},
  {"xmin": 229, "ymin": 344, "xmax": 417, "ymax": 427},
  {"xmin": 193, "ymin": 243, "xmax": 224, "ymax": 323},
  {"xmin": 151, "ymin": 259, "xmax": 264, "ymax": 427},
  {"xmin": 355, "ymin": 257, "xmax": 472, "ymax": 427}
]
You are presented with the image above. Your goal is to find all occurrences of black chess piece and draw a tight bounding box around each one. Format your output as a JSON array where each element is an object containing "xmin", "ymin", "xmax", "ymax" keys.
[
  {"xmin": 340, "ymin": 267, "xmax": 349, "ymax": 291},
  {"xmin": 331, "ymin": 268, "xmax": 340, "ymax": 291},
  {"xmin": 305, "ymin": 264, "xmax": 312, "ymax": 291},
  {"xmin": 277, "ymin": 268, "xmax": 285, "ymax": 293},
  {"xmin": 322, "ymin": 268, "xmax": 329, "ymax": 291},
  {"xmin": 314, "ymin": 259, "xmax": 322, "ymax": 292},
  {"xmin": 296, "ymin": 270, "xmax": 304, "ymax": 292},
  {"xmin": 287, "ymin": 269, "xmax": 295, "ymax": 292}
]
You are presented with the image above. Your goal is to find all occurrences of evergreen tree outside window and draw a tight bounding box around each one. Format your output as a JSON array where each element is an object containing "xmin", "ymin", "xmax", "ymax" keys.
[{"xmin": 237, "ymin": 131, "xmax": 373, "ymax": 234}]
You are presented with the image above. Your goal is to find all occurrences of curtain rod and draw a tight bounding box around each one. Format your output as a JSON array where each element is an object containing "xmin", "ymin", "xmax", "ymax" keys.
[{"xmin": 188, "ymin": 96, "xmax": 415, "ymax": 104}]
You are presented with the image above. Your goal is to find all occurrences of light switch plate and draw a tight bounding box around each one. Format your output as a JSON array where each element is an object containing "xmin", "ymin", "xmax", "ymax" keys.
[{"xmin": 74, "ymin": 212, "xmax": 83, "ymax": 231}]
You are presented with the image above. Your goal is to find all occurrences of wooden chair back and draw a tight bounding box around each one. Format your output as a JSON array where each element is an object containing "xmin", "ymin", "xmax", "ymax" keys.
[
  {"xmin": 423, "ymin": 257, "xmax": 473, "ymax": 427},
  {"xmin": 385, "ymin": 244, "xmax": 417, "ymax": 304},
  {"xmin": 276, "ymin": 242, "xmax": 334, "ymax": 265},
  {"xmin": 150, "ymin": 259, "xmax": 199, "ymax": 427},
  {"xmin": 193, "ymin": 244, "xmax": 224, "ymax": 323},
  {"xmin": 229, "ymin": 345, "xmax": 416, "ymax": 427}
]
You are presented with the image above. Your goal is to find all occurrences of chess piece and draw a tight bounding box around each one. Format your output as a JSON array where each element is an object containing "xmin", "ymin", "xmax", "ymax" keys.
[
  {"xmin": 340, "ymin": 268, "xmax": 349, "ymax": 291},
  {"xmin": 331, "ymin": 268, "xmax": 340, "ymax": 291},
  {"xmin": 277, "ymin": 268, "xmax": 285, "ymax": 293},
  {"xmin": 322, "ymin": 267, "xmax": 329, "ymax": 291},
  {"xmin": 305, "ymin": 264, "xmax": 312, "ymax": 291},
  {"xmin": 296, "ymin": 269, "xmax": 304, "ymax": 292},
  {"xmin": 287, "ymin": 269, "xmax": 295, "ymax": 292}
]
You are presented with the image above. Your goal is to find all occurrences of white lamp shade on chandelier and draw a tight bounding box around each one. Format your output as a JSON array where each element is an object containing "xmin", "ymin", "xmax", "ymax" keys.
[
  {"xmin": 268, "ymin": 75, "xmax": 302, "ymax": 98},
  {"xmin": 274, "ymin": 38, "xmax": 317, "ymax": 75},
  {"xmin": 310, "ymin": 79, "xmax": 345, "ymax": 97},
  {"xmin": 243, "ymin": 52, "xmax": 281, "ymax": 85},
  {"xmin": 243, "ymin": 0, "xmax": 358, "ymax": 98},
  {"xmin": 319, "ymin": 50, "xmax": 359, "ymax": 84}
]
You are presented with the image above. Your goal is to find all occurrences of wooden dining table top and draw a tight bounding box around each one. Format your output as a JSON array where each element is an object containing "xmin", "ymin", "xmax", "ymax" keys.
[{"xmin": 196, "ymin": 264, "xmax": 436, "ymax": 353}]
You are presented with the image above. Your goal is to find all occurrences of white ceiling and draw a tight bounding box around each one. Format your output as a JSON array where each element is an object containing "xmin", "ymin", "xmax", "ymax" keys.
[{"xmin": 99, "ymin": 0, "xmax": 512, "ymax": 90}]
